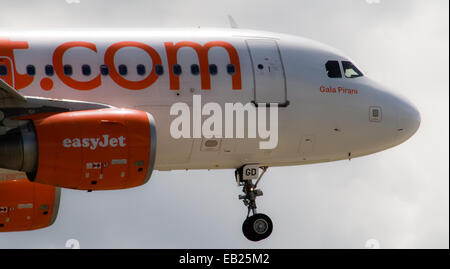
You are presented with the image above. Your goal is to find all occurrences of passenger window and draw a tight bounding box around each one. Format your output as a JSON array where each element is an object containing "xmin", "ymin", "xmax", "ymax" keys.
[
  {"xmin": 137, "ymin": 64, "xmax": 146, "ymax": 76},
  {"xmin": 82, "ymin": 64, "xmax": 91, "ymax": 76},
  {"xmin": 325, "ymin": 61, "xmax": 341, "ymax": 78},
  {"xmin": 227, "ymin": 64, "xmax": 235, "ymax": 75},
  {"xmin": 118, "ymin": 64, "xmax": 128, "ymax": 76},
  {"xmin": 26, "ymin": 65, "xmax": 36, "ymax": 76},
  {"xmin": 342, "ymin": 61, "xmax": 363, "ymax": 78},
  {"xmin": 0, "ymin": 65, "xmax": 7, "ymax": 76},
  {"xmin": 209, "ymin": 64, "xmax": 218, "ymax": 75},
  {"xmin": 155, "ymin": 64, "xmax": 164, "ymax": 76},
  {"xmin": 173, "ymin": 64, "xmax": 182, "ymax": 76},
  {"xmin": 191, "ymin": 64, "xmax": 200, "ymax": 75},
  {"xmin": 100, "ymin": 64, "xmax": 109, "ymax": 76},
  {"xmin": 45, "ymin": 65, "xmax": 54, "ymax": 76},
  {"xmin": 64, "ymin": 65, "xmax": 73, "ymax": 76}
]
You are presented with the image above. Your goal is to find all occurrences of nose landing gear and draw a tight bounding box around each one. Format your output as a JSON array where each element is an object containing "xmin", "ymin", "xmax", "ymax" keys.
[{"xmin": 236, "ymin": 165, "xmax": 273, "ymax": 241}]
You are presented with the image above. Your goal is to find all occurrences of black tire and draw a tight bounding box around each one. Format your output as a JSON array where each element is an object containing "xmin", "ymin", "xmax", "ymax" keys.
[
  {"xmin": 242, "ymin": 213, "xmax": 273, "ymax": 241},
  {"xmin": 242, "ymin": 217, "xmax": 256, "ymax": 241}
]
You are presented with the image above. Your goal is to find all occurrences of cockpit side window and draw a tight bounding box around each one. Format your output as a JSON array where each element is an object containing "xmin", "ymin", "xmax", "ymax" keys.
[
  {"xmin": 342, "ymin": 61, "xmax": 363, "ymax": 78},
  {"xmin": 325, "ymin": 60, "xmax": 342, "ymax": 78}
]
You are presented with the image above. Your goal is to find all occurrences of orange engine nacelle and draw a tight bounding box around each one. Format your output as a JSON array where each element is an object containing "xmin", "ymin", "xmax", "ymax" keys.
[
  {"xmin": 0, "ymin": 178, "xmax": 60, "ymax": 232},
  {"xmin": 0, "ymin": 108, "xmax": 156, "ymax": 190}
]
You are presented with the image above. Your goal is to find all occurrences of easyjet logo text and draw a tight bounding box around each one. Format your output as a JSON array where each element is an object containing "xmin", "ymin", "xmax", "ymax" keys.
[
  {"xmin": 62, "ymin": 135, "xmax": 127, "ymax": 150},
  {"xmin": 1, "ymin": 39, "xmax": 242, "ymax": 92}
]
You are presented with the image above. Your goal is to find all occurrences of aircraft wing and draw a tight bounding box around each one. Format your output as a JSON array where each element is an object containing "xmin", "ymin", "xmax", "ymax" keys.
[
  {"xmin": 0, "ymin": 78, "xmax": 27, "ymax": 106},
  {"xmin": 0, "ymin": 78, "xmax": 114, "ymax": 120}
]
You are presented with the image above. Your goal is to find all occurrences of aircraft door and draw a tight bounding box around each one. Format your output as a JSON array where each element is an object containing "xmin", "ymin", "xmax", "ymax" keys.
[{"xmin": 246, "ymin": 39, "xmax": 287, "ymax": 106}]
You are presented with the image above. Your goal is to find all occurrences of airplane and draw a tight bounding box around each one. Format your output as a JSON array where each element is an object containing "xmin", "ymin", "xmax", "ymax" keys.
[{"xmin": 0, "ymin": 28, "xmax": 420, "ymax": 241}]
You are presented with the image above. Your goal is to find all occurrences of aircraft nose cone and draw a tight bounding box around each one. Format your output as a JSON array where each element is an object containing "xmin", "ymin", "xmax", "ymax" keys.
[{"xmin": 397, "ymin": 98, "xmax": 421, "ymax": 143}]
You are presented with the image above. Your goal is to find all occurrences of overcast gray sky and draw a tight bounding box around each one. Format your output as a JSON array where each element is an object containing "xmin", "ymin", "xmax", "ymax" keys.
[{"xmin": 0, "ymin": 0, "xmax": 448, "ymax": 249}]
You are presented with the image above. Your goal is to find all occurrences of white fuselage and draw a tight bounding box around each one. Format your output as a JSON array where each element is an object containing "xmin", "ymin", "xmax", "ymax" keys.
[{"xmin": 1, "ymin": 29, "xmax": 420, "ymax": 170}]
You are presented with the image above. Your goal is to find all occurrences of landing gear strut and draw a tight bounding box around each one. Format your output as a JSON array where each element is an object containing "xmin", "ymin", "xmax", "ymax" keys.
[{"xmin": 235, "ymin": 165, "xmax": 273, "ymax": 241}]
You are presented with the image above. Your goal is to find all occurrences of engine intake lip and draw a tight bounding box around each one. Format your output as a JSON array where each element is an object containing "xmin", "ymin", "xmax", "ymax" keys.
[
  {"xmin": 143, "ymin": 112, "xmax": 157, "ymax": 185},
  {"xmin": 20, "ymin": 122, "xmax": 38, "ymax": 174}
]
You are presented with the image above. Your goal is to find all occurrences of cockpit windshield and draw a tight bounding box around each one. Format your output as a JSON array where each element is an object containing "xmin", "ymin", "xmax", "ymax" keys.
[
  {"xmin": 342, "ymin": 61, "xmax": 363, "ymax": 78},
  {"xmin": 325, "ymin": 60, "xmax": 342, "ymax": 78}
]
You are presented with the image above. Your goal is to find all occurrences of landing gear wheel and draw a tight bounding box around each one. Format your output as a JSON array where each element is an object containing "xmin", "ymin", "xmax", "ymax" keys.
[
  {"xmin": 236, "ymin": 165, "xmax": 273, "ymax": 241},
  {"xmin": 242, "ymin": 213, "xmax": 273, "ymax": 241}
]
